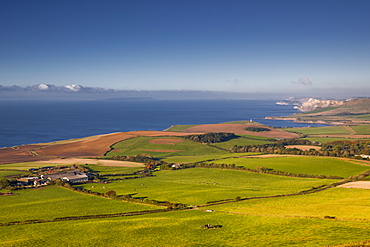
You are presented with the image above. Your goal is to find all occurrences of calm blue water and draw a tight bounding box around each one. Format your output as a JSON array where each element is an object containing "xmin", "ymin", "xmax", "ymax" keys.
[{"xmin": 0, "ymin": 100, "xmax": 324, "ymax": 148}]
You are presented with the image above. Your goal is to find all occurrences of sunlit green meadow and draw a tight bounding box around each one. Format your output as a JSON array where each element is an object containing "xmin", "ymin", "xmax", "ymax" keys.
[
  {"xmin": 84, "ymin": 164, "xmax": 144, "ymax": 174},
  {"xmin": 208, "ymin": 156, "xmax": 369, "ymax": 178},
  {"xmin": 105, "ymin": 136, "xmax": 229, "ymax": 158},
  {"xmin": 1, "ymin": 209, "xmax": 370, "ymax": 247},
  {"xmin": 283, "ymin": 126, "xmax": 352, "ymax": 135},
  {"xmin": 209, "ymin": 187, "xmax": 370, "ymax": 220},
  {"xmin": 0, "ymin": 186, "xmax": 160, "ymax": 223},
  {"xmin": 0, "ymin": 170, "xmax": 29, "ymax": 179},
  {"xmin": 76, "ymin": 168, "xmax": 337, "ymax": 205},
  {"xmin": 162, "ymin": 152, "xmax": 258, "ymax": 163}
]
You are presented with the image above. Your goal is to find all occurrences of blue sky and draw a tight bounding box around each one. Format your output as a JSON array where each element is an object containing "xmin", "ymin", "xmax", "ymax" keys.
[{"xmin": 1, "ymin": 0, "xmax": 369, "ymax": 97}]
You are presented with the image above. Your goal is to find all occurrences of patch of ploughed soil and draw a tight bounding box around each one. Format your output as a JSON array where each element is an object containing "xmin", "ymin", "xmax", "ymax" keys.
[
  {"xmin": 149, "ymin": 138, "xmax": 184, "ymax": 145},
  {"xmin": 35, "ymin": 132, "xmax": 138, "ymax": 158},
  {"xmin": 38, "ymin": 158, "xmax": 144, "ymax": 167},
  {"xmin": 0, "ymin": 130, "xmax": 200, "ymax": 164},
  {"xmin": 0, "ymin": 147, "xmax": 50, "ymax": 164},
  {"xmin": 180, "ymin": 123, "xmax": 299, "ymax": 139},
  {"xmin": 338, "ymin": 181, "xmax": 370, "ymax": 189}
]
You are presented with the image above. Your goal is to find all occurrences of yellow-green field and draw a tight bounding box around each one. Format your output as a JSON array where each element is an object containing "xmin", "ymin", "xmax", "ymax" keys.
[{"xmin": 2, "ymin": 123, "xmax": 370, "ymax": 246}]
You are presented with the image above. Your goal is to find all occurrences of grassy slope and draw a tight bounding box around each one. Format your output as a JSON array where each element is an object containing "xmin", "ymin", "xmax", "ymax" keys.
[
  {"xmin": 162, "ymin": 152, "xmax": 258, "ymax": 163},
  {"xmin": 76, "ymin": 168, "xmax": 336, "ymax": 205},
  {"xmin": 208, "ymin": 156, "xmax": 369, "ymax": 178},
  {"xmin": 164, "ymin": 124, "xmax": 197, "ymax": 132},
  {"xmin": 302, "ymin": 137, "xmax": 369, "ymax": 143},
  {"xmin": 83, "ymin": 164, "xmax": 143, "ymax": 175},
  {"xmin": 350, "ymin": 124, "xmax": 370, "ymax": 135},
  {"xmin": 0, "ymin": 186, "xmax": 159, "ymax": 223},
  {"xmin": 210, "ymin": 187, "xmax": 370, "ymax": 220},
  {"xmin": 0, "ymin": 170, "xmax": 29, "ymax": 179},
  {"xmin": 1, "ymin": 210, "xmax": 369, "ymax": 247},
  {"xmin": 105, "ymin": 136, "xmax": 229, "ymax": 158},
  {"xmin": 283, "ymin": 126, "xmax": 352, "ymax": 135},
  {"xmin": 212, "ymin": 136, "xmax": 274, "ymax": 150}
]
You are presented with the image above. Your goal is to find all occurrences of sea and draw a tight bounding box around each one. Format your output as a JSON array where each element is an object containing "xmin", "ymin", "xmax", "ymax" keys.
[{"xmin": 0, "ymin": 99, "xmax": 326, "ymax": 148}]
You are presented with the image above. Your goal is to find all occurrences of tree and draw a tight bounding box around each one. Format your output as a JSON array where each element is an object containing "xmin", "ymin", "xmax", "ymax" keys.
[{"xmin": 105, "ymin": 190, "xmax": 117, "ymax": 198}]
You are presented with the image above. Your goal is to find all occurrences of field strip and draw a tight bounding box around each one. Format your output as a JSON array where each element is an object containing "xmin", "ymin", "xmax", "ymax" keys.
[
  {"xmin": 38, "ymin": 158, "xmax": 144, "ymax": 167},
  {"xmin": 0, "ymin": 209, "xmax": 170, "ymax": 227},
  {"xmin": 208, "ymin": 210, "xmax": 370, "ymax": 222}
]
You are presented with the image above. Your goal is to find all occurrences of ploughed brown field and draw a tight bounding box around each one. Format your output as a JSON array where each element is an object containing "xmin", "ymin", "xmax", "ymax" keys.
[
  {"xmin": 0, "ymin": 123, "xmax": 297, "ymax": 164},
  {"xmin": 0, "ymin": 131, "xmax": 202, "ymax": 164}
]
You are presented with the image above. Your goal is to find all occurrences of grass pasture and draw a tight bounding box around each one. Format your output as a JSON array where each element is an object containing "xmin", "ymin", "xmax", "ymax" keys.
[
  {"xmin": 210, "ymin": 187, "xmax": 370, "ymax": 220},
  {"xmin": 350, "ymin": 124, "xmax": 370, "ymax": 135},
  {"xmin": 0, "ymin": 169, "xmax": 29, "ymax": 179},
  {"xmin": 1, "ymin": 209, "xmax": 370, "ymax": 247},
  {"xmin": 208, "ymin": 156, "xmax": 369, "ymax": 178},
  {"xmin": 105, "ymin": 136, "xmax": 228, "ymax": 159},
  {"xmin": 164, "ymin": 124, "xmax": 197, "ymax": 132},
  {"xmin": 0, "ymin": 162, "xmax": 56, "ymax": 170},
  {"xmin": 83, "ymin": 164, "xmax": 144, "ymax": 175},
  {"xmin": 212, "ymin": 135, "xmax": 274, "ymax": 150},
  {"xmin": 162, "ymin": 152, "xmax": 259, "ymax": 163},
  {"xmin": 76, "ymin": 168, "xmax": 337, "ymax": 205},
  {"xmin": 283, "ymin": 126, "xmax": 352, "ymax": 135},
  {"xmin": 0, "ymin": 186, "xmax": 159, "ymax": 223},
  {"xmin": 303, "ymin": 137, "xmax": 368, "ymax": 143}
]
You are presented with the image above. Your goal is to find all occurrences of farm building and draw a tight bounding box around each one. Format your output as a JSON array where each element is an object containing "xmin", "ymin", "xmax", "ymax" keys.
[{"xmin": 41, "ymin": 171, "xmax": 88, "ymax": 183}]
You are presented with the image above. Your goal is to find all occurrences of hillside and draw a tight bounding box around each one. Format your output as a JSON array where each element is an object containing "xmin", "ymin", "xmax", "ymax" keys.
[
  {"xmin": 266, "ymin": 98, "xmax": 370, "ymax": 125},
  {"xmin": 2, "ymin": 121, "xmax": 370, "ymax": 246}
]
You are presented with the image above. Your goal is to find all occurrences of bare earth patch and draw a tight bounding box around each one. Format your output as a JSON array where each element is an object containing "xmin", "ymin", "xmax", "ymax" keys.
[
  {"xmin": 38, "ymin": 158, "xmax": 144, "ymax": 167},
  {"xmin": 0, "ymin": 131, "xmax": 200, "ymax": 164},
  {"xmin": 284, "ymin": 145, "xmax": 321, "ymax": 151},
  {"xmin": 338, "ymin": 181, "xmax": 370, "ymax": 189}
]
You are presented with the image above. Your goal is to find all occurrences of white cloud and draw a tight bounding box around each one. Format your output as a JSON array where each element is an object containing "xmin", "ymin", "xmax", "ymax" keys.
[{"xmin": 291, "ymin": 77, "xmax": 313, "ymax": 86}]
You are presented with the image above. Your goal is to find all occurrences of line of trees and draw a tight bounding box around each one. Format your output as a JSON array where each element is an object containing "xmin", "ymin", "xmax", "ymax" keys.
[
  {"xmin": 195, "ymin": 162, "xmax": 343, "ymax": 179},
  {"xmin": 245, "ymin": 127, "xmax": 270, "ymax": 132},
  {"xmin": 183, "ymin": 132, "xmax": 237, "ymax": 143},
  {"xmin": 230, "ymin": 139, "xmax": 370, "ymax": 158}
]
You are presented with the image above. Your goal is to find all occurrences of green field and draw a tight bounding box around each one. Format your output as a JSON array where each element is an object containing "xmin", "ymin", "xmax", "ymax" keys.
[
  {"xmin": 210, "ymin": 187, "xmax": 370, "ymax": 220},
  {"xmin": 0, "ymin": 162, "xmax": 57, "ymax": 170},
  {"xmin": 283, "ymin": 126, "xmax": 352, "ymax": 135},
  {"xmin": 212, "ymin": 135, "xmax": 274, "ymax": 149},
  {"xmin": 0, "ymin": 170, "xmax": 29, "ymax": 179},
  {"xmin": 303, "ymin": 137, "xmax": 368, "ymax": 143},
  {"xmin": 0, "ymin": 186, "xmax": 159, "ymax": 223},
  {"xmin": 1, "ymin": 209, "xmax": 370, "ymax": 247},
  {"xmin": 76, "ymin": 168, "xmax": 337, "ymax": 205},
  {"xmin": 84, "ymin": 164, "xmax": 144, "ymax": 175},
  {"xmin": 164, "ymin": 124, "xmax": 197, "ymax": 132},
  {"xmin": 162, "ymin": 152, "xmax": 259, "ymax": 163},
  {"xmin": 3, "ymin": 121, "xmax": 370, "ymax": 246},
  {"xmin": 350, "ymin": 124, "xmax": 370, "ymax": 135},
  {"xmin": 105, "ymin": 136, "xmax": 229, "ymax": 158},
  {"xmin": 208, "ymin": 156, "xmax": 369, "ymax": 178},
  {"xmin": 303, "ymin": 106, "xmax": 341, "ymax": 114}
]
